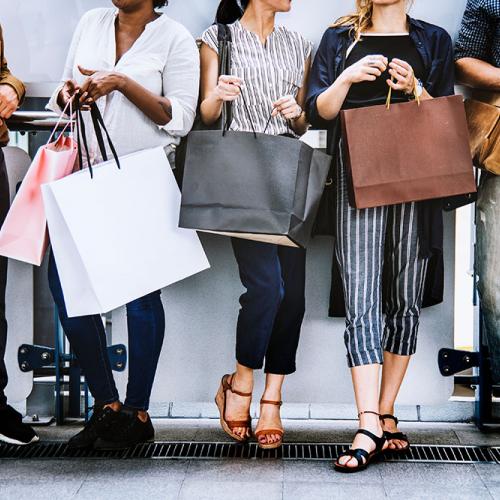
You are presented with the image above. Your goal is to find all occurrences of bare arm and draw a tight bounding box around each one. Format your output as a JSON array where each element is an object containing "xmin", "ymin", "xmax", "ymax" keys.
[
  {"xmin": 200, "ymin": 43, "xmax": 242, "ymax": 126},
  {"xmin": 456, "ymin": 57, "xmax": 500, "ymax": 91}
]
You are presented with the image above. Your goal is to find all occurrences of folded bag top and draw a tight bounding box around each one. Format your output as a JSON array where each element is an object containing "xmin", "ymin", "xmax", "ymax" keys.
[{"xmin": 340, "ymin": 81, "xmax": 476, "ymax": 210}]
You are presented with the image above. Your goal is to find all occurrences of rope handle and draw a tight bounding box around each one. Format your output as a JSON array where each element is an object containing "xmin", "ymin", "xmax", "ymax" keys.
[
  {"xmin": 386, "ymin": 76, "xmax": 420, "ymax": 109},
  {"xmin": 46, "ymin": 97, "xmax": 75, "ymax": 145}
]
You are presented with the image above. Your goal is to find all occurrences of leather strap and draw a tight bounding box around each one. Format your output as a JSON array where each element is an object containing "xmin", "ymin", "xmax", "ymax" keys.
[
  {"xmin": 356, "ymin": 428, "xmax": 386, "ymax": 452},
  {"xmin": 380, "ymin": 414, "xmax": 399, "ymax": 425},
  {"xmin": 341, "ymin": 448, "xmax": 370, "ymax": 465},
  {"xmin": 260, "ymin": 399, "xmax": 283, "ymax": 406},
  {"xmin": 227, "ymin": 419, "xmax": 252, "ymax": 430},
  {"xmin": 222, "ymin": 374, "xmax": 252, "ymax": 398},
  {"xmin": 384, "ymin": 431, "xmax": 409, "ymax": 442},
  {"xmin": 255, "ymin": 429, "xmax": 284, "ymax": 438},
  {"xmin": 358, "ymin": 410, "xmax": 380, "ymax": 418}
]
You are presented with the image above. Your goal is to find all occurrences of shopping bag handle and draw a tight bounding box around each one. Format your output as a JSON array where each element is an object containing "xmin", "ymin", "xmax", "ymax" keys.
[
  {"xmin": 89, "ymin": 103, "xmax": 121, "ymax": 171},
  {"xmin": 46, "ymin": 98, "xmax": 75, "ymax": 145},
  {"xmin": 386, "ymin": 77, "xmax": 421, "ymax": 109},
  {"xmin": 75, "ymin": 98, "xmax": 93, "ymax": 177}
]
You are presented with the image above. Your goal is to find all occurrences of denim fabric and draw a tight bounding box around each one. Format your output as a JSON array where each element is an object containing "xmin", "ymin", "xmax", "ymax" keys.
[
  {"xmin": 0, "ymin": 149, "xmax": 8, "ymax": 409},
  {"xmin": 48, "ymin": 252, "xmax": 165, "ymax": 410},
  {"xmin": 476, "ymin": 174, "xmax": 500, "ymax": 383},
  {"xmin": 231, "ymin": 238, "xmax": 306, "ymax": 375}
]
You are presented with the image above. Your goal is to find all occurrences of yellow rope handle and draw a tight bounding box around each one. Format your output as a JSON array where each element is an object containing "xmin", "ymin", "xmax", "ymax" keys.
[{"xmin": 386, "ymin": 76, "xmax": 421, "ymax": 109}]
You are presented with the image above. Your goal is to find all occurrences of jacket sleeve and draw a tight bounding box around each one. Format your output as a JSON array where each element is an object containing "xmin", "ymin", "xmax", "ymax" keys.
[
  {"xmin": 428, "ymin": 29, "xmax": 455, "ymax": 98},
  {"xmin": 455, "ymin": 0, "xmax": 493, "ymax": 62},
  {"xmin": 0, "ymin": 25, "xmax": 25, "ymax": 104},
  {"xmin": 305, "ymin": 29, "xmax": 335, "ymax": 130}
]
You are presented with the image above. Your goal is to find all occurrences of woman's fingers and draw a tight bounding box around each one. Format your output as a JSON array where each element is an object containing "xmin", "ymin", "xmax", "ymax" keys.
[
  {"xmin": 392, "ymin": 58, "xmax": 412, "ymax": 71},
  {"xmin": 386, "ymin": 78, "xmax": 405, "ymax": 90},
  {"xmin": 219, "ymin": 75, "xmax": 243, "ymax": 86}
]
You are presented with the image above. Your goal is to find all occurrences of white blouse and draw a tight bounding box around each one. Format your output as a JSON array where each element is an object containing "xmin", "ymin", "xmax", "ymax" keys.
[{"xmin": 47, "ymin": 8, "xmax": 200, "ymax": 164}]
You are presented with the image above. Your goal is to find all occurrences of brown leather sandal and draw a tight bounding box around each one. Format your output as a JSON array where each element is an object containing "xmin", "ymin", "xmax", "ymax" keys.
[
  {"xmin": 255, "ymin": 399, "xmax": 284, "ymax": 450},
  {"xmin": 215, "ymin": 374, "xmax": 252, "ymax": 443}
]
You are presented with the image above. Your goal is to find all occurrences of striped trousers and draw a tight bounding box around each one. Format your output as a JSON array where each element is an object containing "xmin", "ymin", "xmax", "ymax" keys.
[{"xmin": 335, "ymin": 142, "xmax": 429, "ymax": 367}]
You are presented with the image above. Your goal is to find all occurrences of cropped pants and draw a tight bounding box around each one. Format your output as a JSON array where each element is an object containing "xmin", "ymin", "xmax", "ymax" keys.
[
  {"xmin": 335, "ymin": 142, "xmax": 429, "ymax": 367},
  {"xmin": 231, "ymin": 238, "xmax": 306, "ymax": 375}
]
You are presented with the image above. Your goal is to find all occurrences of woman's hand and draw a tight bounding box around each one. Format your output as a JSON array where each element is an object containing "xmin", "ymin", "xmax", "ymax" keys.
[
  {"xmin": 57, "ymin": 79, "xmax": 81, "ymax": 109},
  {"xmin": 0, "ymin": 84, "xmax": 20, "ymax": 121},
  {"xmin": 212, "ymin": 75, "xmax": 243, "ymax": 102},
  {"xmin": 341, "ymin": 54, "xmax": 388, "ymax": 85},
  {"xmin": 78, "ymin": 66, "xmax": 126, "ymax": 104},
  {"xmin": 387, "ymin": 58, "xmax": 416, "ymax": 95},
  {"xmin": 272, "ymin": 95, "xmax": 302, "ymax": 120}
]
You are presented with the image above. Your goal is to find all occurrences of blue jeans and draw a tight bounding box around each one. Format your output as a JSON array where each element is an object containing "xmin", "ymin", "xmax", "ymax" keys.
[
  {"xmin": 476, "ymin": 174, "xmax": 500, "ymax": 383},
  {"xmin": 231, "ymin": 238, "xmax": 306, "ymax": 375},
  {"xmin": 48, "ymin": 252, "xmax": 165, "ymax": 410}
]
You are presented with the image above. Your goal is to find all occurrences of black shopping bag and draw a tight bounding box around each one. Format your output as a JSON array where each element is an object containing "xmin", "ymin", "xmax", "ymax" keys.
[{"xmin": 179, "ymin": 130, "xmax": 331, "ymax": 248}]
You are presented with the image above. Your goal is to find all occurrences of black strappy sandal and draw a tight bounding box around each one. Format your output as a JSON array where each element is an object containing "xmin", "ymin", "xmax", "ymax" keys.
[
  {"xmin": 334, "ymin": 411, "xmax": 388, "ymax": 473},
  {"xmin": 380, "ymin": 414, "xmax": 410, "ymax": 454}
]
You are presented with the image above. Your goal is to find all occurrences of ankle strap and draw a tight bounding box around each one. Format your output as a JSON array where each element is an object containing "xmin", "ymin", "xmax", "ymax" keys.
[
  {"xmin": 380, "ymin": 414, "xmax": 399, "ymax": 425},
  {"xmin": 358, "ymin": 410, "xmax": 380, "ymax": 418},
  {"xmin": 222, "ymin": 374, "xmax": 252, "ymax": 398},
  {"xmin": 260, "ymin": 399, "xmax": 282, "ymax": 406}
]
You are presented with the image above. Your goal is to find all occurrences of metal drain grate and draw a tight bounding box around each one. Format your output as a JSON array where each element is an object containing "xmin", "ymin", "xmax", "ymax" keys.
[{"xmin": 0, "ymin": 442, "xmax": 498, "ymax": 463}]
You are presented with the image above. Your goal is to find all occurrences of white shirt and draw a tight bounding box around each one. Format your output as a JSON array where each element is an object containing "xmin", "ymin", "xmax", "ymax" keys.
[{"xmin": 47, "ymin": 8, "xmax": 200, "ymax": 164}]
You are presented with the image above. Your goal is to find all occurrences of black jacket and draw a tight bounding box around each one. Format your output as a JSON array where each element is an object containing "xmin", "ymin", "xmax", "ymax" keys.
[{"xmin": 306, "ymin": 17, "xmax": 455, "ymax": 316}]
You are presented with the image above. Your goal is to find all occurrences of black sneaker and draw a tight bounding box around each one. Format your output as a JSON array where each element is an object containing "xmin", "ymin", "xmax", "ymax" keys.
[
  {"xmin": 94, "ymin": 406, "xmax": 154, "ymax": 450},
  {"xmin": 67, "ymin": 405, "xmax": 120, "ymax": 450},
  {"xmin": 0, "ymin": 405, "xmax": 39, "ymax": 446}
]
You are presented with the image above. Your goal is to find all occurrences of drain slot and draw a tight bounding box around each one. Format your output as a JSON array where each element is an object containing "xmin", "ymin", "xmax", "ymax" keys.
[{"xmin": 0, "ymin": 442, "xmax": 497, "ymax": 463}]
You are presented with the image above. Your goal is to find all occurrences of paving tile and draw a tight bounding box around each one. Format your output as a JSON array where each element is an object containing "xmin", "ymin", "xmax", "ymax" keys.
[
  {"xmin": 179, "ymin": 480, "xmax": 283, "ymax": 500},
  {"xmin": 0, "ymin": 479, "xmax": 83, "ymax": 500},
  {"xmin": 81, "ymin": 459, "xmax": 189, "ymax": 480},
  {"xmin": 384, "ymin": 485, "xmax": 491, "ymax": 500},
  {"xmin": 455, "ymin": 428, "xmax": 500, "ymax": 446},
  {"xmin": 380, "ymin": 463, "xmax": 482, "ymax": 487},
  {"xmin": 310, "ymin": 404, "xmax": 357, "ymax": 420},
  {"xmin": 75, "ymin": 479, "xmax": 183, "ymax": 500},
  {"xmin": 475, "ymin": 463, "xmax": 500, "ymax": 486},
  {"xmin": 0, "ymin": 459, "xmax": 90, "ymax": 481},
  {"xmin": 186, "ymin": 458, "xmax": 284, "ymax": 482},
  {"xmin": 283, "ymin": 481, "xmax": 387, "ymax": 500},
  {"xmin": 487, "ymin": 485, "xmax": 500, "ymax": 500},
  {"xmin": 283, "ymin": 459, "xmax": 383, "ymax": 484},
  {"xmin": 280, "ymin": 404, "xmax": 310, "ymax": 420}
]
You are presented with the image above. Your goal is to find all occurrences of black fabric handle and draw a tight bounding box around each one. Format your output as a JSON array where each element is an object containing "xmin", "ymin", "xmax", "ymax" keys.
[
  {"xmin": 74, "ymin": 99, "xmax": 121, "ymax": 179},
  {"xmin": 75, "ymin": 98, "xmax": 93, "ymax": 178},
  {"xmin": 90, "ymin": 103, "xmax": 121, "ymax": 170}
]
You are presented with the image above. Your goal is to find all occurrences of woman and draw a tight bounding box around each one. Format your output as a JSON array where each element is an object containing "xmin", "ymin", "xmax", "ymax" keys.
[
  {"xmin": 306, "ymin": 0, "xmax": 454, "ymax": 472},
  {"xmin": 200, "ymin": 0, "xmax": 312, "ymax": 449},
  {"xmin": 46, "ymin": 0, "xmax": 199, "ymax": 450}
]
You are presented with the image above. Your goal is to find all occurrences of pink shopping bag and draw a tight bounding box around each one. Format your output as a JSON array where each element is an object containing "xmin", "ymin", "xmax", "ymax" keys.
[{"xmin": 0, "ymin": 102, "xmax": 77, "ymax": 265}]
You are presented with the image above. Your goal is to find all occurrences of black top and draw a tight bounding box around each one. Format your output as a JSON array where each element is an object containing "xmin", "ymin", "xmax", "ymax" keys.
[{"xmin": 344, "ymin": 34, "xmax": 425, "ymax": 109}]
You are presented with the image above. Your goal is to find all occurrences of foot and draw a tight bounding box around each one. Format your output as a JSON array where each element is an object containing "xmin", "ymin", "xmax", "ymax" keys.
[
  {"xmin": 255, "ymin": 393, "xmax": 283, "ymax": 447},
  {"xmin": 338, "ymin": 412, "xmax": 387, "ymax": 469},
  {"xmin": 0, "ymin": 406, "xmax": 39, "ymax": 446},
  {"xmin": 380, "ymin": 413, "xmax": 409, "ymax": 451},
  {"xmin": 224, "ymin": 374, "xmax": 253, "ymax": 440},
  {"xmin": 93, "ymin": 406, "xmax": 154, "ymax": 450},
  {"xmin": 67, "ymin": 405, "xmax": 120, "ymax": 450}
]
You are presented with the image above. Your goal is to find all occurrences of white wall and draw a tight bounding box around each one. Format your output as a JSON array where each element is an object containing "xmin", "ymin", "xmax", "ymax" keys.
[{"xmin": 1, "ymin": 0, "xmax": 467, "ymax": 95}]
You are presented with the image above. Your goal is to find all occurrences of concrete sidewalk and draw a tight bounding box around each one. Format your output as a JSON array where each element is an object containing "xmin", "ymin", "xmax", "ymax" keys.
[{"xmin": 1, "ymin": 419, "xmax": 499, "ymax": 500}]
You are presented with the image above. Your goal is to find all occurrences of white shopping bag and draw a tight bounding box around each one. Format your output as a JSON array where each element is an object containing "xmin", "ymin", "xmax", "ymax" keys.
[{"xmin": 42, "ymin": 146, "xmax": 210, "ymax": 318}]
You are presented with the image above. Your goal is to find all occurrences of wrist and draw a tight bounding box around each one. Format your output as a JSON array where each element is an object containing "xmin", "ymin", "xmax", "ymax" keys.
[
  {"xmin": 337, "ymin": 71, "xmax": 353, "ymax": 87},
  {"xmin": 115, "ymin": 73, "xmax": 128, "ymax": 92}
]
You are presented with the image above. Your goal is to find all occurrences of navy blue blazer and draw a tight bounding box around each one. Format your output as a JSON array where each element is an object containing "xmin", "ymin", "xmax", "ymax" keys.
[{"xmin": 306, "ymin": 17, "xmax": 456, "ymax": 316}]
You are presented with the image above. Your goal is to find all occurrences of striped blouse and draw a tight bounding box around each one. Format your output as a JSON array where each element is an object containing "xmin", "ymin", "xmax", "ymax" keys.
[{"xmin": 201, "ymin": 21, "xmax": 312, "ymax": 136}]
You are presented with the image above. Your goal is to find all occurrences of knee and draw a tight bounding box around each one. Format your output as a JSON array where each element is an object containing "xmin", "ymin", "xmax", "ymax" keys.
[{"xmin": 245, "ymin": 273, "xmax": 284, "ymax": 309}]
